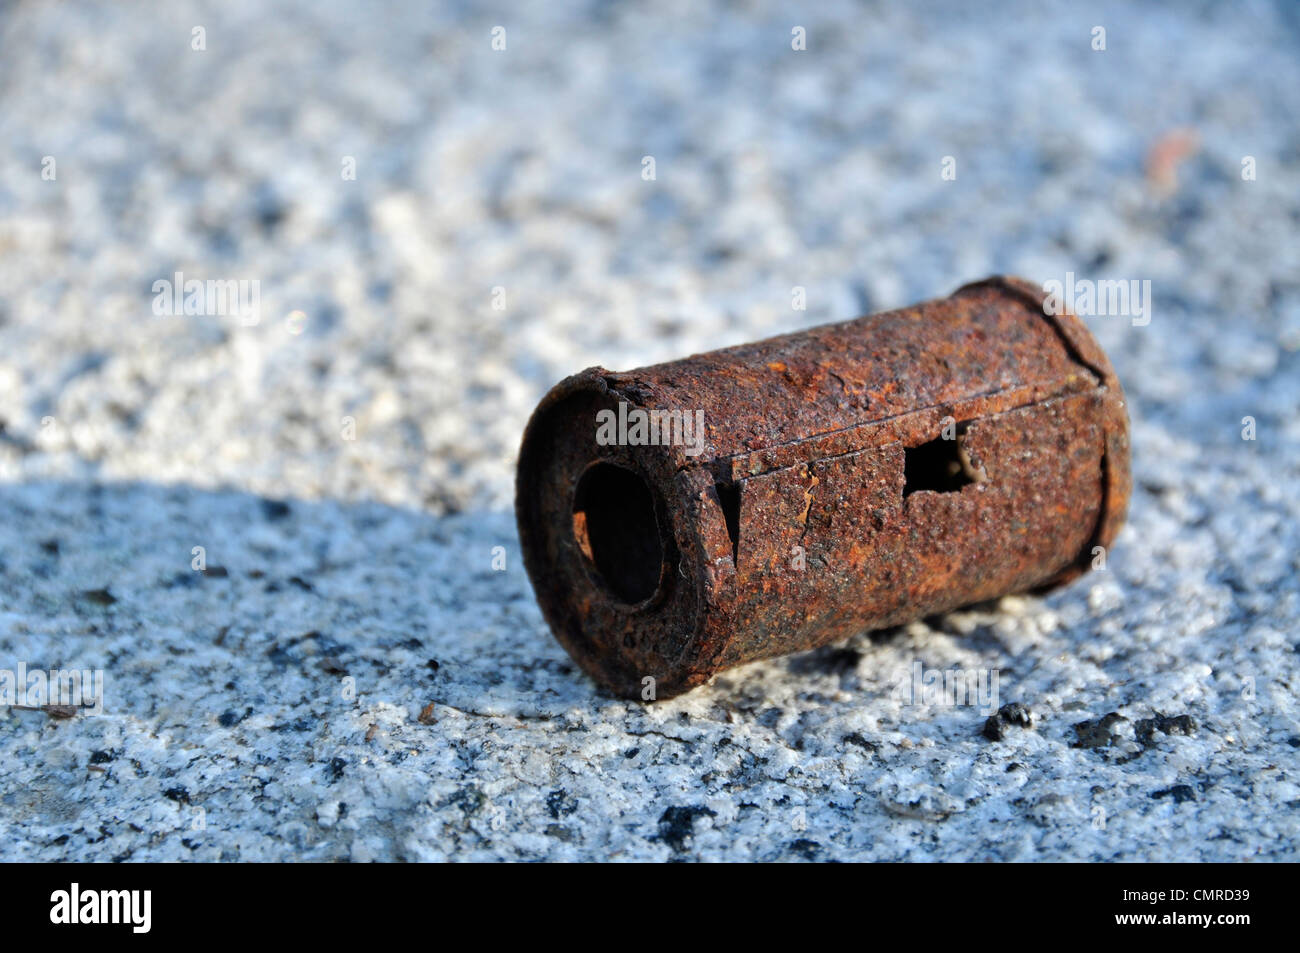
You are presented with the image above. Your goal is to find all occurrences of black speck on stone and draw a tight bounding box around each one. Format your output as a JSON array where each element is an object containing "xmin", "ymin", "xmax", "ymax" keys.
[
  {"xmin": 164, "ymin": 787, "xmax": 190, "ymax": 805},
  {"xmin": 261, "ymin": 499, "xmax": 292, "ymax": 521},
  {"xmin": 546, "ymin": 788, "xmax": 578, "ymax": 819},
  {"xmin": 983, "ymin": 703, "xmax": 1034, "ymax": 741},
  {"xmin": 788, "ymin": 838, "xmax": 820, "ymax": 860},
  {"xmin": 843, "ymin": 732, "xmax": 878, "ymax": 752},
  {"xmin": 327, "ymin": 757, "xmax": 346, "ymax": 783},
  {"xmin": 48, "ymin": 833, "xmax": 70, "ymax": 846},
  {"xmin": 270, "ymin": 715, "xmax": 314, "ymax": 733},
  {"xmin": 445, "ymin": 786, "xmax": 486, "ymax": 816},
  {"xmin": 89, "ymin": 749, "xmax": 114, "ymax": 764},
  {"xmin": 1288, "ymin": 736, "xmax": 1300, "ymax": 748},
  {"xmin": 1135, "ymin": 713, "xmax": 1198, "ymax": 746},
  {"xmin": 301, "ymin": 629, "xmax": 345, "ymax": 655},
  {"xmin": 40, "ymin": 539, "xmax": 59, "ymax": 555},
  {"xmin": 288, "ymin": 576, "xmax": 313, "ymax": 592},
  {"xmin": 319, "ymin": 656, "xmax": 348, "ymax": 675},
  {"xmin": 78, "ymin": 587, "xmax": 117, "ymax": 606},
  {"xmin": 256, "ymin": 197, "xmax": 286, "ymax": 234},
  {"xmin": 1152, "ymin": 784, "xmax": 1197, "ymax": 804},
  {"xmin": 1072, "ymin": 712, "xmax": 1129, "ymax": 749},
  {"xmin": 1085, "ymin": 248, "xmax": 1113, "ymax": 271},
  {"xmin": 266, "ymin": 643, "xmax": 294, "ymax": 668},
  {"xmin": 624, "ymin": 747, "xmax": 639, "ymax": 759},
  {"xmin": 655, "ymin": 805, "xmax": 716, "ymax": 852},
  {"xmin": 218, "ymin": 708, "xmax": 246, "ymax": 728},
  {"xmin": 202, "ymin": 566, "xmax": 229, "ymax": 578}
]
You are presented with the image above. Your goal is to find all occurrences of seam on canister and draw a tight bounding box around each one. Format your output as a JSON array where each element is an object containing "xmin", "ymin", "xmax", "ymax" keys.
[{"xmin": 715, "ymin": 383, "xmax": 1094, "ymax": 481}]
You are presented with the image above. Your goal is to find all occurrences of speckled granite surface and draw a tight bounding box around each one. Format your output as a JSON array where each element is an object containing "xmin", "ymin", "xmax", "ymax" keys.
[{"xmin": 1, "ymin": 0, "xmax": 1298, "ymax": 861}]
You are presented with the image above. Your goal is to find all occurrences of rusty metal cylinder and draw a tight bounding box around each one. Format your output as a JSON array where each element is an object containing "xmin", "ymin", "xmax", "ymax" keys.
[{"xmin": 516, "ymin": 276, "xmax": 1131, "ymax": 699}]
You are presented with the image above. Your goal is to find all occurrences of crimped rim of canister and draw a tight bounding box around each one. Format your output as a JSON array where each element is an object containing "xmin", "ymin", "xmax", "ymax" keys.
[{"xmin": 955, "ymin": 275, "xmax": 1131, "ymax": 586}]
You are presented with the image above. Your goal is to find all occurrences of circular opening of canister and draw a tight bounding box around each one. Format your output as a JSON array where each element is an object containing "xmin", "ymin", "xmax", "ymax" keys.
[{"xmin": 571, "ymin": 461, "xmax": 664, "ymax": 605}]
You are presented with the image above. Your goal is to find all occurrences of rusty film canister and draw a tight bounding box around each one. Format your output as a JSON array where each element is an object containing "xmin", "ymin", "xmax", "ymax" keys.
[{"xmin": 516, "ymin": 276, "xmax": 1131, "ymax": 699}]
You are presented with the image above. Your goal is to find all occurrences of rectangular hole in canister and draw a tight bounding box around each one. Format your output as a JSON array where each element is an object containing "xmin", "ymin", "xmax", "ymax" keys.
[
  {"xmin": 715, "ymin": 482, "xmax": 741, "ymax": 563},
  {"xmin": 903, "ymin": 434, "xmax": 978, "ymax": 496}
]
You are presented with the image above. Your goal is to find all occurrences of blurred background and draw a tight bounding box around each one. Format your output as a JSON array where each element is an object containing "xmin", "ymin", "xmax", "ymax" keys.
[
  {"xmin": 1, "ymin": 1, "xmax": 1297, "ymax": 861},
  {"xmin": 3, "ymin": 0, "xmax": 1296, "ymax": 509}
]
